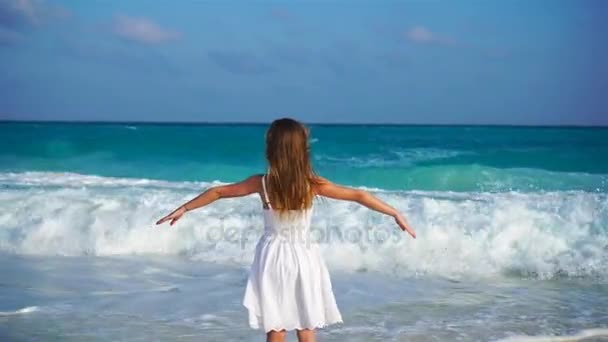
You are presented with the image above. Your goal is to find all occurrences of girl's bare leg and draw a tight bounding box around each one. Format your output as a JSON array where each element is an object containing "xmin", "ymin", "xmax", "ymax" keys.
[
  {"xmin": 267, "ymin": 330, "xmax": 287, "ymax": 342},
  {"xmin": 296, "ymin": 329, "xmax": 316, "ymax": 342}
]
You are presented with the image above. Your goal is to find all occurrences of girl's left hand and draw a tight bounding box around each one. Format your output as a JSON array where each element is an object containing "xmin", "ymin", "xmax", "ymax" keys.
[
  {"xmin": 395, "ymin": 214, "xmax": 416, "ymax": 239},
  {"xmin": 156, "ymin": 206, "xmax": 187, "ymax": 226}
]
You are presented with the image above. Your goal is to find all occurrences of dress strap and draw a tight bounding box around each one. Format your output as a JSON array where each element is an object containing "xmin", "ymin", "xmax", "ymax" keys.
[{"xmin": 261, "ymin": 174, "xmax": 272, "ymax": 209}]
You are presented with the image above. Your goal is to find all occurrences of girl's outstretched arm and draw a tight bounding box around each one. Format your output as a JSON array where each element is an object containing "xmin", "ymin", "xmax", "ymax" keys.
[
  {"xmin": 156, "ymin": 175, "xmax": 260, "ymax": 226},
  {"xmin": 313, "ymin": 177, "xmax": 416, "ymax": 238}
]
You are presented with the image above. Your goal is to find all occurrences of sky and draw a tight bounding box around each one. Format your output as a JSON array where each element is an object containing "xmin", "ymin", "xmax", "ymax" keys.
[{"xmin": 0, "ymin": 0, "xmax": 606, "ymax": 125}]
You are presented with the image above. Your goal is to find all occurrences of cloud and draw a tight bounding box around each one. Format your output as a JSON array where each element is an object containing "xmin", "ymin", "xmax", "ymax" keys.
[
  {"xmin": 406, "ymin": 26, "xmax": 433, "ymax": 43},
  {"xmin": 270, "ymin": 8, "xmax": 292, "ymax": 21},
  {"xmin": 405, "ymin": 26, "xmax": 458, "ymax": 47},
  {"xmin": 208, "ymin": 50, "xmax": 274, "ymax": 75},
  {"xmin": 0, "ymin": 0, "xmax": 68, "ymax": 48},
  {"xmin": 112, "ymin": 14, "xmax": 180, "ymax": 45},
  {"xmin": 0, "ymin": 0, "xmax": 38, "ymax": 29},
  {"xmin": 0, "ymin": 27, "xmax": 23, "ymax": 45},
  {"xmin": 404, "ymin": 25, "xmax": 509, "ymax": 58},
  {"xmin": 57, "ymin": 36, "xmax": 181, "ymax": 75},
  {"xmin": 268, "ymin": 8, "xmax": 310, "ymax": 38},
  {"xmin": 0, "ymin": 0, "xmax": 68, "ymax": 30}
]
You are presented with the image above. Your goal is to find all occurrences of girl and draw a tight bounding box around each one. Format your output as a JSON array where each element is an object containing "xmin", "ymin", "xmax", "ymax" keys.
[{"xmin": 156, "ymin": 118, "xmax": 416, "ymax": 342}]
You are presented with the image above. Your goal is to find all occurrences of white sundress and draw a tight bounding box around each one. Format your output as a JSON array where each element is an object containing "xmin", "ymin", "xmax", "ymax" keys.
[{"xmin": 242, "ymin": 175, "xmax": 343, "ymax": 332}]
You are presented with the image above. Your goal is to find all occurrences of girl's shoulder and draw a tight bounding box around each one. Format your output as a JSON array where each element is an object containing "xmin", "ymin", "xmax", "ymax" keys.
[{"xmin": 310, "ymin": 175, "xmax": 330, "ymax": 184}]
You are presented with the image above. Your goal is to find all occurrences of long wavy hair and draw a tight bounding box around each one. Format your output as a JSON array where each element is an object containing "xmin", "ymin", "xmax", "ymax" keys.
[{"xmin": 265, "ymin": 118, "xmax": 317, "ymax": 213}]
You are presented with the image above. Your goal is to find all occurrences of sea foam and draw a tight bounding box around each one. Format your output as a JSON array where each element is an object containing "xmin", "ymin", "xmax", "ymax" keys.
[{"xmin": 0, "ymin": 172, "xmax": 606, "ymax": 280}]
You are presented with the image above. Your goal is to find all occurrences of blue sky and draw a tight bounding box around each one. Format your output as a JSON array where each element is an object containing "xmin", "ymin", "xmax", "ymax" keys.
[{"xmin": 0, "ymin": 0, "xmax": 606, "ymax": 125}]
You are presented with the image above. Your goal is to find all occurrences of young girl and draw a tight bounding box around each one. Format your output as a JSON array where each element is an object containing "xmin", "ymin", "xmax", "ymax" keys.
[{"xmin": 156, "ymin": 118, "xmax": 416, "ymax": 342}]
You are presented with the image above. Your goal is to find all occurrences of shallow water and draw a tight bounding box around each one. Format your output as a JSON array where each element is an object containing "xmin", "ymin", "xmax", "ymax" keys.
[{"xmin": 1, "ymin": 255, "xmax": 607, "ymax": 341}]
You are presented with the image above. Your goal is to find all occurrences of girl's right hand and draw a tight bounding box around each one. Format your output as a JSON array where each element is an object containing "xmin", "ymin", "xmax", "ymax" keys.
[
  {"xmin": 395, "ymin": 214, "xmax": 416, "ymax": 239},
  {"xmin": 156, "ymin": 206, "xmax": 187, "ymax": 226}
]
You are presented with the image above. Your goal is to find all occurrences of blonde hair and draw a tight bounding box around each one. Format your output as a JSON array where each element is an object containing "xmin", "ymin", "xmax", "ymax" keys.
[{"xmin": 265, "ymin": 118, "xmax": 317, "ymax": 213}]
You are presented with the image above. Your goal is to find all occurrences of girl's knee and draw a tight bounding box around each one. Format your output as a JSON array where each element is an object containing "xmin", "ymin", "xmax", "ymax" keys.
[
  {"xmin": 266, "ymin": 329, "xmax": 287, "ymax": 342},
  {"xmin": 296, "ymin": 328, "xmax": 316, "ymax": 342}
]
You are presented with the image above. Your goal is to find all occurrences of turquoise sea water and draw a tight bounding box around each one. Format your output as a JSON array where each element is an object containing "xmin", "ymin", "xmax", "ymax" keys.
[
  {"xmin": 1, "ymin": 122, "xmax": 607, "ymax": 341},
  {"xmin": 2, "ymin": 122, "xmax": 607, "ymax": 191}
]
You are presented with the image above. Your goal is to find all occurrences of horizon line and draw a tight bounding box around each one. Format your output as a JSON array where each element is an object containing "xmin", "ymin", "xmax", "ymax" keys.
[{"xmin": 0, "ymin": 119, "xmax": 607, "ymax": 128}]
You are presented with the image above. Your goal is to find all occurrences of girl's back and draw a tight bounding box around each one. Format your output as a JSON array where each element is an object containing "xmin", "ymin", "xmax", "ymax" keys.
[{"xmin": 244, "ymin": 171, "xmax": 342, "ymax": 332}]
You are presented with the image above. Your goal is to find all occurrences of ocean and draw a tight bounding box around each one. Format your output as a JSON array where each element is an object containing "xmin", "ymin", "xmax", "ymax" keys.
[{"xmin": 0, "ymin": 122, "xmax": 607, "ymax": 341}]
